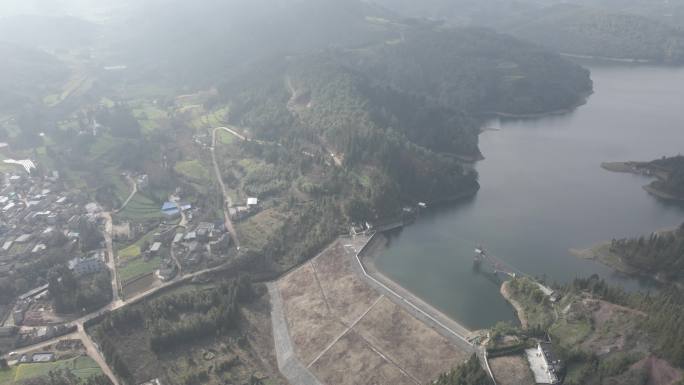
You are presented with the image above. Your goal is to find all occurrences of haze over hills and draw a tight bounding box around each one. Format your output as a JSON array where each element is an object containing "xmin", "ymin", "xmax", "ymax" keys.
[
  {"xmin": 0, "ymin": 42, "xmax": 68, "ymax": 111},
  {"xmin": 375, "ymin": 0, "xmax": 684, "ymax": 63},
  {"xmin": 2, "ymin": 1, "xmax": 684, "ymax": 385},
  {"xmin": 503, "ymin": 4, "xmax": 684, "ymax": 63},
  {"xmin": 0, "ymin": 15, "xmax": 100, "ymax": 49}
]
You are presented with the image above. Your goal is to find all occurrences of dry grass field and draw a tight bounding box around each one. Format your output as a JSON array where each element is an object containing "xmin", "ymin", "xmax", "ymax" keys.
[{"xmin": 276, "ymin": 238, "xmax": 469, "ymax": 385}]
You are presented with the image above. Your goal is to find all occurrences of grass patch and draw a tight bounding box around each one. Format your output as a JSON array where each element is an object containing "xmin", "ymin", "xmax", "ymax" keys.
[
  {"xmin": 89, "ymin": 134, "xmax": 127, "ymax": 162},
  {"xmin": 174, "ymin": 159, "xmax": 211, "ymax": 182},
  {"xmin": 133, "ymin": 103, "xmax": 168, "ymax": 134},
  {"xmin": 119, "ymin": 254, "xmax": 161, "ymax": 283},
  {"xmin": 549, "ymin": 317, "xmax": 593, "ymax": 348},
  {"xmin": 119, "ymin": 244, "xmax": 142, "ymax": 260},
  {"xmin": 0, "ymin": 367, "xmax": 17, "ymax": 383},
  {"xmin": 117, "ymin": 227, "xmax": 160, "ymax": 262},
  {"xmin": 14, "ymin": 356, "xmax": 102, "ymax": 381},
  {"xmin": 236, "ymin": 208, "xmax": 287, "ymax": 251},
  {"xmin": 216, "ymin": 129, "xmax": 235, "ymax": 145}
]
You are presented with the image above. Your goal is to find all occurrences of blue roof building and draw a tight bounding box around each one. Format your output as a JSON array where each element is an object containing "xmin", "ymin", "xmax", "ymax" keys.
[{"xmin": 161, "ymin": 202, "xmax": 180, "ymax": 217}]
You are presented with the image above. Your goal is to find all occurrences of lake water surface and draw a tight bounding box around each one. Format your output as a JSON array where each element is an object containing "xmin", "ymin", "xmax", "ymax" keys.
[{"xmin": 375, "ymin": 64, "xmax": 684, "ymax": 330}]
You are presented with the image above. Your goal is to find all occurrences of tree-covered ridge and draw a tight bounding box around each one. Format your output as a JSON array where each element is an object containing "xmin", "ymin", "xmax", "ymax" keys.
[
  {"xmin": 503, "ymin": 4, "xmax": 684, "ymax": 63},
  {"xmin": 609, "ymin": 223, "xmax": 684, "ymax": 282},
  {"xmin": 433, "ymin": 354, "xmax": 493, "ymax": 385},
  {"xmin": 350, "ymin": 27, "xmax": 592, "ymax": 115},
  {"xmin": 647, "ymin": 155, "xmax": 684, "ymax": 199},
  {"xmin": 221, "ymin": 27, "xmax": 591, "ymax": 213}
]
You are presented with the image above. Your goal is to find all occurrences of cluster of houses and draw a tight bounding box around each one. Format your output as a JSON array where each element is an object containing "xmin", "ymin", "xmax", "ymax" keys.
[
  {"xmin": 2, "ymin": 173, "xmax": 64, "ymax": 254},
  {"xmin": 0, "ymin": 171, "xmax": 98, "ymax": 275},
  {"xmin": 168, "ymin": 221, "xmax": 230, "ymax": 275},
  {"xmin": 0, "ymin": 169, "xmax": 110, "ymax": 337}
]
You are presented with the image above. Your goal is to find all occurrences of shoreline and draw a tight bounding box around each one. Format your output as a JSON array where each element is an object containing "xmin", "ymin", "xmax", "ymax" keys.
[
  {"xmin": 559, "ymin": 52, "xmax": 652, "ymax": 64},
  {"xmin": 569, "ymin": 242, "xmax": 638, "ymax": 276},
  {"xmin": 483, "ymin": 92, "xmax": 591, "ymax": 119},
  {"xmin": 570, "ymin": 225, "xmax": 682, "ymax": 287},
  {"xmin": 499, "ymin": 281, "xmax": 528, "ymax": 330},
  {"xmin": 601, "ymin": 161, "xmax": 684, "ymax": 201},
  {"xmin": 643, "ymin": 184, "xmax": 684, "ymax": 202}
]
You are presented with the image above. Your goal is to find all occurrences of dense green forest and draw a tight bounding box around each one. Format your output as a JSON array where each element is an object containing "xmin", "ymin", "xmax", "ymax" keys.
[
  {"xmin": 90, "ymin": 278, "xmax": 254, "ymax": 383},
  {"xmin": 609, "ymin": 223, "xmax": 684, "ymax": 281},
  {"xmin": 647, "ymin": 155, "xmax": 684, "ymax": 199},
  {"xmin": 47, "ymin": 267, "xmax": 112, "ymax": 314},
  {"xmin": 433, "ymin": 355, "xmax": 493, "ymax": 385}
]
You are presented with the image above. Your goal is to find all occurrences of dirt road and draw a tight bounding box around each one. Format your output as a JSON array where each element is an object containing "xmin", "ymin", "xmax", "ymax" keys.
[
  {"xmin": 77, "ymin": 325, "xmax": 120, "ymax": 385},
  {"xmin": 211, "ymin": 127, "xmax": 240, "ymax": 249},
  {"xmin": 115, "ymin": 175, "xmax": 138, "ymax": 213}
]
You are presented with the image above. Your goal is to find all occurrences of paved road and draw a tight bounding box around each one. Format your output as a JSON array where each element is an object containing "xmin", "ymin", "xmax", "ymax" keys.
[
  {"xmin": 100, "ymin": 212, "xmax": 122, "ymax": 307},
  {"xmin": 267, "ymin": 283, "xmax": 323, "ymax": 385},
  {"xmin": 211, "ymin": 127, "xmax": 241, "ymax": 249}
]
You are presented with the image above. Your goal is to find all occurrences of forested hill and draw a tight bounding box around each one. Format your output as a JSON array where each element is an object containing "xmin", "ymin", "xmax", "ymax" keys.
[
  {"xmin": 647, "ymin": 155, "xmax": 684, "ymax": 199},
  {"xmin": 220, "ymin": 26, "xmax": 591, "ymax": 210},
  {"xmin": 0, "ymin": 42, "xmax": 67, "ymax": 112},
  {"xmin": 609, "ymin": 223, "xmax": 684, "ymax": 282},
  {"xmin": 502, "ymin": 4, "xmax": 684, "ymax": 64},
  {"xmin": 347, "ymin": 28, "xmax": 592, "ymax": 115}
]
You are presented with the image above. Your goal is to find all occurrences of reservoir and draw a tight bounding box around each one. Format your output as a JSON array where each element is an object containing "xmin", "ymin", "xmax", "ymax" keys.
[{"xmin": 375, "ymin": 64, "xmax": 684, "ymax": 330}]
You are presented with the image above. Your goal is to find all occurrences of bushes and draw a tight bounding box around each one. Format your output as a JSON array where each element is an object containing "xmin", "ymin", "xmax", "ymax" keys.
[
  {"xmin": 486, "ymin": 342, "xmax": 529, "ymax": 358},
  {"xmin": 434, "ymin": 354, "xmax": 493, "ymax": 385},
  {"xmin": 94, "ymin": 279, "xmax": 252, "ymax": 358}
]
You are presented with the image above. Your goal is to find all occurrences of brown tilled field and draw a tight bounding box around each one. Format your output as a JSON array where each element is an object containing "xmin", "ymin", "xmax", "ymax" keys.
[
  {"xmin": 489, "ymin": 355, "xmax": 535, "ymax": 385},
  {"xmin": 276, "ymin": 237, "xmax": 469, "ymax": 385}
]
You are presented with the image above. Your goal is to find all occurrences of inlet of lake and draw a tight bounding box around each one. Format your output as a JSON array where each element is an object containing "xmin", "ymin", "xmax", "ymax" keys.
[{"xmin": 374, "ymin": 63, "xmax": 684, "ymax": 330}]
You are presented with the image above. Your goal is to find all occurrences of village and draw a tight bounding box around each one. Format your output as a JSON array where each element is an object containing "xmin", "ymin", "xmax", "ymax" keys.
[{"xmin": 0, "ymin": 151, "xmax": 265, "ymax": 383}]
